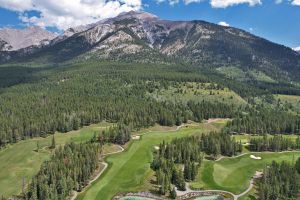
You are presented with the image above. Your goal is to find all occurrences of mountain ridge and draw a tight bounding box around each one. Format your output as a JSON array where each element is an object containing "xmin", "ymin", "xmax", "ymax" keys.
[
  {"xmin": 1, "ymin": 11, "xmax": 300, "ymax": 82},
  {"xmin": 0, "ymin": 26, "xmax": 57, "ymax": 51}
]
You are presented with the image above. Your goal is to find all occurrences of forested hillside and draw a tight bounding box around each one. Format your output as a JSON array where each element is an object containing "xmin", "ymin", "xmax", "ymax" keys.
[
  {"xmin": 0, "ymin": 62, "xmax": 240, "ymax": 147},
  {"xmin": 1, "ymin": 60, "xmax": 300, "ymax": 147}
]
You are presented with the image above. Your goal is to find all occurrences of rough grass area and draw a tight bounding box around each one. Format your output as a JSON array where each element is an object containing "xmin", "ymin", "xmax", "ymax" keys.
[
  {"xmin": 0, "ymin": 122, "xmax": 112, "ymax": 197},
  {"xmin": 148, "ymin": 82, "xmax": 246, "ymax": 105},
  {"xmin": 274, "ymin": 94, "xmax": 300, "ymax": 113},
  {"xmin": 190, "ymin": 152, "xmax": 300, "ymax": 194},
  {"xmin": 76, "ymin": 122, "xmax": 228, "ymax": 200},
  {"xmin": 216, "ymin": 67, "xmax": 276, "ymax": 84}
]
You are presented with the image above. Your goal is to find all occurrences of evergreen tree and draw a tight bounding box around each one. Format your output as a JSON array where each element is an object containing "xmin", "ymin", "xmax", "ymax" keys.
[
  {"xmin": 170, "ymin": 187, "xmax": 177, "ymax": 199},
  {"xmin": 50, "ymin": 135, "xmax": 56, "ymax": 149}
]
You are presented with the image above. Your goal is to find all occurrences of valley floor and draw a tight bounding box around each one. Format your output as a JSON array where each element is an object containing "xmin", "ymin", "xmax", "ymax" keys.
[{"xmin": 2, "ymin": 119, "xmax": 300, "ymax": 200}]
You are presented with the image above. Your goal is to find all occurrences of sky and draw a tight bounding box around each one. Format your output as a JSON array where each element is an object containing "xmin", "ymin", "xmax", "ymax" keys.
[{"xmin": 0, "ymin": 0, "xmax": 299, "ymax": 48}]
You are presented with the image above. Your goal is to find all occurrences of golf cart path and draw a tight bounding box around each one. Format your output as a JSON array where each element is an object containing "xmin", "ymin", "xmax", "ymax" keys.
[{"xmin": 70, "ymin": 145, "xmax": 124, "ymax": 200}]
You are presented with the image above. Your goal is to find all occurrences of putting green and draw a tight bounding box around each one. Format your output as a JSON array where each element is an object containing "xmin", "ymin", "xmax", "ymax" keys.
[
  {"xmin": 76, "ymin": 124, "xmax": 217, "ymax": 200},
  {"xmin": 191, "ymin": 152, "xmax": 300, "ymax": 194}
]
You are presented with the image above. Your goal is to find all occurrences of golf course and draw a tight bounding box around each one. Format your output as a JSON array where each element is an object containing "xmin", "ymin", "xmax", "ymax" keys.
[
  {"xmin": 77, "ymin": 121, "xmax": 300, "ymax": 200},
  {"xmin": 2, "ymin": 119, "xmax": 300, "ymax": 200},
  {"xmin": 76, "ymin": 122, "xmax": 222, "ymax": 200}
]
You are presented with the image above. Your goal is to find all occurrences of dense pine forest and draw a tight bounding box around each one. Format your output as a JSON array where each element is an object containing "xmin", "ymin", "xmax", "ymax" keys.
[
  {"xmin": 1, "ymin": 61, "xmax": 300, "ymax": 148},
  {"xmin": 25, "ymin": 142, "xmax": 101, "ymax": 200},
  {"xmin": 225, "ymin": 106, "xmax": 300, "ymax": 135},
  {"xmin": 0, "ymin": 62, "xmax": 241, "ymax": 148},
  {"xmin": 258, "ymin": 160, "xmax": 300, "ymax": 200}
]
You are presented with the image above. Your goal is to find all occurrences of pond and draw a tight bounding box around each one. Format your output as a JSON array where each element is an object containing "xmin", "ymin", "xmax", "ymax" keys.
[
  {"xmin": 119, "ymin": 196, "xmax": 155, "ymax": 200},
  {"xmin": 194, "ymin": 195, "xmax": 224, "ymax": 200}
]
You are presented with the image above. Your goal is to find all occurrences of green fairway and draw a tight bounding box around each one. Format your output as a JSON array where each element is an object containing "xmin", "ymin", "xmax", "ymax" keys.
[
  {"xmin": 191, "ymin": 152, "xmax": 300, "ymax": 194},
  {"xmin": 76, "ymin": 124, "xmax": 219, "ymax": 200},
  {"xmin": 0, "ymin": 122, "xmax": 111, "ymax": 197}
]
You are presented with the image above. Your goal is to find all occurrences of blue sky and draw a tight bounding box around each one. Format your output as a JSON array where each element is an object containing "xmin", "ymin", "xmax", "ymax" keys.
[{"xmin": 0, "ymin": 0, "xmax": 299, "ymax": 48}]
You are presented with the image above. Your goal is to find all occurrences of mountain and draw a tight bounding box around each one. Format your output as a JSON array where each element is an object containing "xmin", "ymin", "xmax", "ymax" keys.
[
  {"xmin": 0, "ymin": 26, "xmax": 57, "ymax": 51},
  {"xmin": 1, "ymin": 11, "xmax": 300, "ymax": 81}
]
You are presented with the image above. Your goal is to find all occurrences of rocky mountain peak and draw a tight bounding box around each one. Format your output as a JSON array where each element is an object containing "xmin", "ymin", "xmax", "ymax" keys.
[
  {"xmin": 0, "ymin": 26, "xmax": 57, "ymax": 51},
  {"xmin": 116, "ymin": 11, "xmax": 159, "ymax": 21}
]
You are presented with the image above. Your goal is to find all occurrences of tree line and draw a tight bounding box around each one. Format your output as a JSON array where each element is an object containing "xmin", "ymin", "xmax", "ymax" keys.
[
  {"xmin": 225, "ymin": 106, "xmax": 300, "ymax": 135},
  {"xmin": 258, "ymin": 159, "xmax": 300, "ymax": 200},
  {"xmin": 90, "ymin": 124, "xmax": 131, "ymax": 145},
  {"xmin": 249, "ymin": 134, "xmax": 300, "ymax": 152}
]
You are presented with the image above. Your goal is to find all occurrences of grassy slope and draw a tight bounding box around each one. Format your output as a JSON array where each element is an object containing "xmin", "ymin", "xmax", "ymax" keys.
[
  {"xmin": 191, "ymin": 152, "xmax": 300, "ymax": 194},
  {"xmin": 216, "ymin": 66, "xmax": 276, "ymax": 84},
  {"xmin": 0, "ymin": 122, "xmax": 112, "ymax": 197},
  {"xmin": 149, "ymin": 82, "xmax": 246, "ymax": 106},
  {"xmin": 274, "ymin": 94, "xmax": 300, "ymax": 113},
  {"xmin": 77, "ymin": 123, "xmax": 221, "ymax": 200}
]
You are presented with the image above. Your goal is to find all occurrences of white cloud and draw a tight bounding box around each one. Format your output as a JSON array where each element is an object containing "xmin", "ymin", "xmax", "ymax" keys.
[
  {"xmin": 293, "ymin": 46, "xmax": 300, "ymax": 51},
  {"xmin": 0, "ymin": 0, "xmax": 142, "ymax": 30},
  {"xmin": 157, "ymin": 0, "xmax": 262, "ymax": 7},
  {"xmin": 156, "ymin": 0, "xmax": 180, "ymax": 5},
  {"xmin": 291, "ymin": 0, "xmax": 300, "ymax": 5},
  {"xmin": 218, "ymin": 21, "xmax": 230, "ymax": 27},
  {"xmin": 184, "ymin": 0, "xmax": 204, "ymax": 4},
  {"xmin": 211, "ymin": 0, "xmax": 262, "ymax": 8},
  {"xmin": 211, "ymin": 0, "xmax": 261, "ymax": 8}
]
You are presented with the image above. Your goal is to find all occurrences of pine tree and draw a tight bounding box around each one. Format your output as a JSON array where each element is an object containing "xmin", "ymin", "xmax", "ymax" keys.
[
  {"xmin": 170, "ymin": 186, "xmax": 177, "ymax": 199},
  {"xmin": 36, "ymin": 141, "xmax": 40, "ymax": 152},
  {"xmin": 296, "ymin": 157, "xmax": 300, "ymax": 174},
  {"xmin": 50, "ymin": 135, "xmax": 56, "ymax": 149}
]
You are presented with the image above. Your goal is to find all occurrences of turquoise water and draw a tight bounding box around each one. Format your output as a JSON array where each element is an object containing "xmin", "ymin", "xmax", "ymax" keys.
[
  {"xmin": 194, "ymin": 195, "xmax": 224, "ymax": 200},
  {"xmin": 120, "ymin": 196, "xmax": 155, "ymax": 200}
]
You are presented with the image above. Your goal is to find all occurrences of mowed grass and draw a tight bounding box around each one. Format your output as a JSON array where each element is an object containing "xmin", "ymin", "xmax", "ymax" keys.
[
  {"xmin": 0, "ymin": 122, "xmax": 112, "ymax": 197},
  {"xmin": 76, "ymin": 123, "xmax": 223, "ymax": 200},
  {"xmin": 191, "ymin": 152, "xmax": 300, "ymax": 194}
]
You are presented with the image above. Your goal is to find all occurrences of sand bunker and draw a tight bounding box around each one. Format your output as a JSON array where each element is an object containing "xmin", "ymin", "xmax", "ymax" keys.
[
  {"xmin": 250, "ymin": 155, "xmax": 262, "ymax": 160},
  {"xmin": 132, "ymin": 135, "xmax": 140, "ymax": 140}
]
